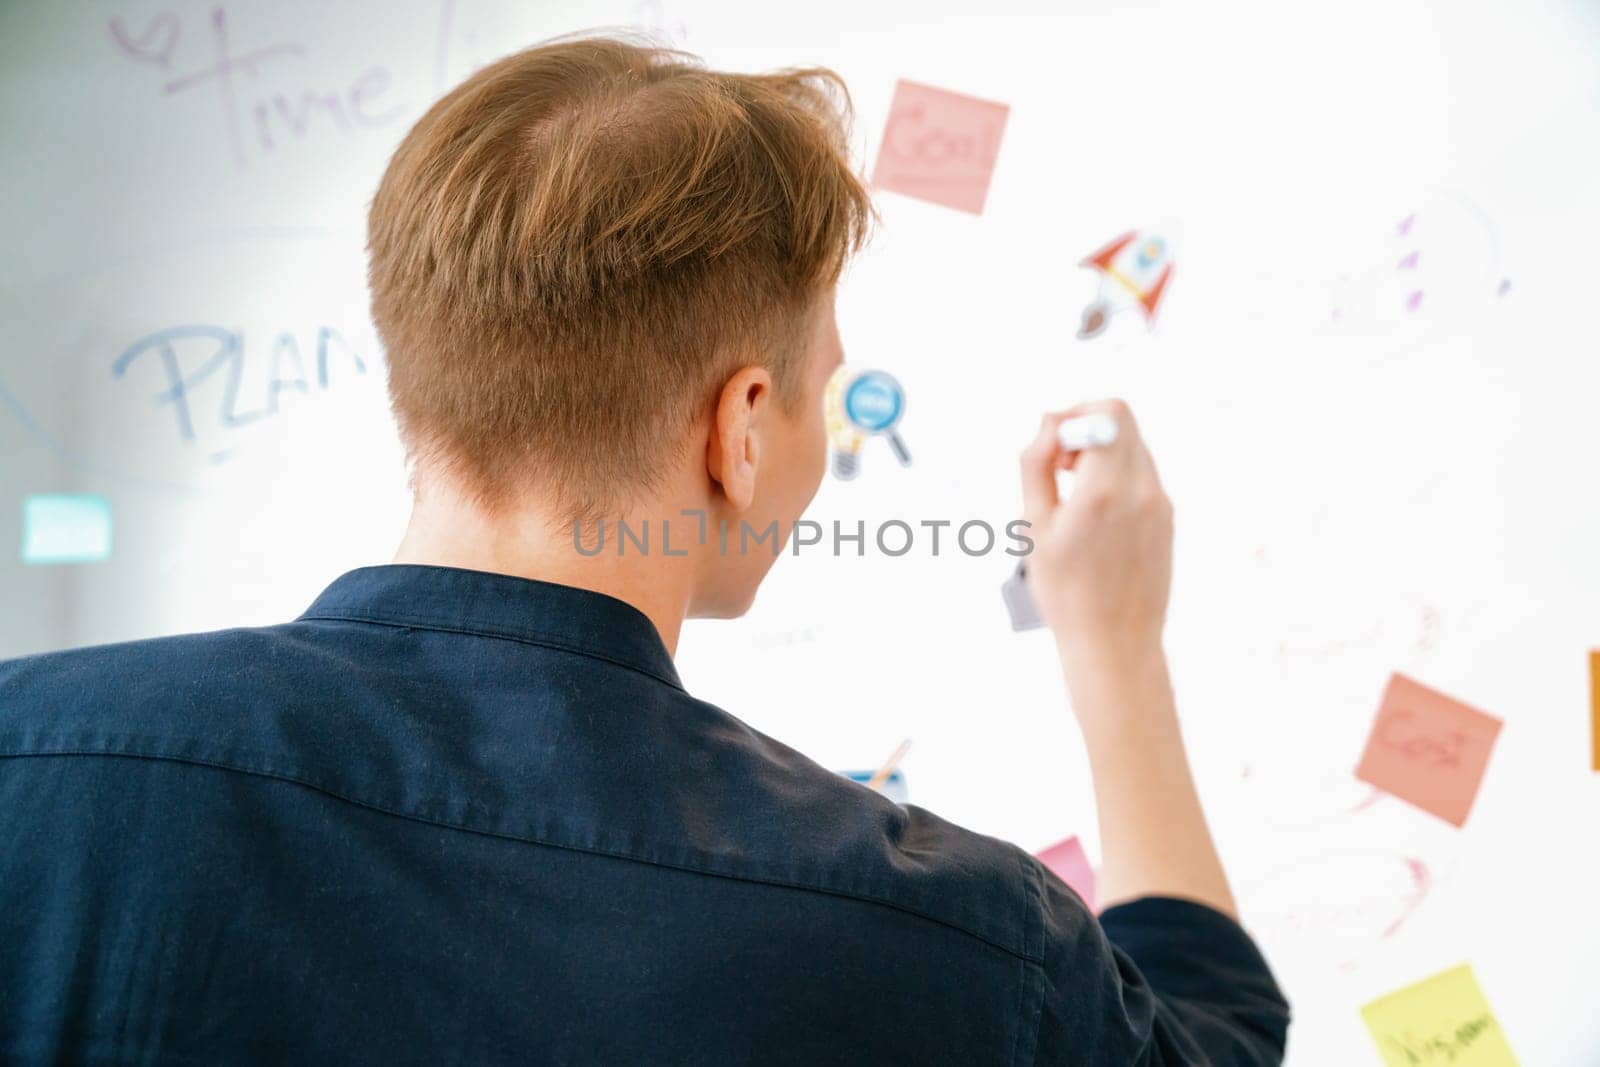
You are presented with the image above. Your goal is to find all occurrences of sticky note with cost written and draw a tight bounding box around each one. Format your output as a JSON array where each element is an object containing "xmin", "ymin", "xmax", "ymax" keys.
[
  {"xmin": 1354, "ymin": 673, "xmax": 1502, "ymax": 827},
  {"xmin": 871, "ymin": 79, "xmax": 1009, "ymax": 215},
  {"xmin": 1361, "ymin": 963, "xmax": 1519, "ymax": 1066}
]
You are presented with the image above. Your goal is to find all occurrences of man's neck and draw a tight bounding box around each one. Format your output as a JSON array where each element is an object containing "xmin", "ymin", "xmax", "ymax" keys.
[{"xmin": 391, "ymin": 489, "xmax": 695, "ymax": 656}]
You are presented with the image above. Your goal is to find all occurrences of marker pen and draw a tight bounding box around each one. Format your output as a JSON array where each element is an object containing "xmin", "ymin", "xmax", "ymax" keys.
[
  {"xmin": 1001, "ymin": 413, "xmax": 1121, "ymax": 632},
  {"xmin": 1056, "ymin": 412, "xmax": 1119, "ymax": 452}
]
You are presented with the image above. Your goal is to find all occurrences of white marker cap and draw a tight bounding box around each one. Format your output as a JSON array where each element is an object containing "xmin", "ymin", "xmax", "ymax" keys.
[{"xmin": 1056, "ymin": 413, "xmax": 1119, "ymax": 452}]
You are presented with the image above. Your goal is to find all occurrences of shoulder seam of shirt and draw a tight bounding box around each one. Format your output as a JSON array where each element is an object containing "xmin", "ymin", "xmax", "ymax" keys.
[
  {"xmin": 0, "ymin": 748, "xmax": 1041, "ymax": 964},
  {"xmin": 294, "ymin": 612, "xmax": 685, "ymax": 692},
  {"xmin": 1017, "ymin": 850, "xmax": 1049, "ymax": 1067}
]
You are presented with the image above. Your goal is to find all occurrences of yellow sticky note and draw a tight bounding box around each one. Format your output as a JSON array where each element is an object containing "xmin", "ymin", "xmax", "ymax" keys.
[{"xmin": 1361, "ymin": 964, "xmax": 1518, "ymax": 1066}]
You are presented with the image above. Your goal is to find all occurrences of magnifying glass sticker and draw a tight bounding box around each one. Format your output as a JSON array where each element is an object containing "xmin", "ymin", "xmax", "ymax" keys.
[{"xmin": 842, "ymin": 370, "xmax": 912, "ymax": 467}]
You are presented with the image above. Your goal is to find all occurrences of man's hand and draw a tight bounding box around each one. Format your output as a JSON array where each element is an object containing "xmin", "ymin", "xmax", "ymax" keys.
[
  {"xmin": 1018, "ymin": 397, "xmax": 1237, "ymax": 919},
  {"xmin": 1018, "ymin": 399, "xmax": 1174, "ymax": 660}
]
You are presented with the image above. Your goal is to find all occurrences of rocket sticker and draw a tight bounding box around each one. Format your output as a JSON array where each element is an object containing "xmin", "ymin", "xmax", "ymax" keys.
[{"xmin": 1077, "ymin": 229, "xmax": 1175, "ymax": 339}]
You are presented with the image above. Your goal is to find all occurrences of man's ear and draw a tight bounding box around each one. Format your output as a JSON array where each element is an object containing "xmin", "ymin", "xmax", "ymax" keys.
[{"xmin": 706, "ymin": 365, "xmax": 773, "ymax": 512}]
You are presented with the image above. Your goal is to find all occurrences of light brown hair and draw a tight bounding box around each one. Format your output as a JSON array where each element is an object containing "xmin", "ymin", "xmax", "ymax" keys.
[{"xmin": 368, "ymin": 34, "xmax": 872, "ymax": 519}]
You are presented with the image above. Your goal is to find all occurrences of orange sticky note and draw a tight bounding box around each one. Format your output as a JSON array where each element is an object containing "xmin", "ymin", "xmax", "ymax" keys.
[
  {"xmin": 1035, "ymin": 835, "xmax": 1096, "ymax": 911},
  {"xmin": 1590, "ymin": 650, "xmax": 1599, "ymax": 772},
  {"xmin": 1355, "ymin": 673, "xmax": 1502, "ymax": 827},
  {"xmin": 871, "ymin": 79, "xmax": 1009, "ymax": 215}
]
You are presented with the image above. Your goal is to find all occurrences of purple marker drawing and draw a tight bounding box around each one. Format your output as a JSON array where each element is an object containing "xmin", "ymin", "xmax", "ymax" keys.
[
  {"xmin": 160, "ymin": 8, "xmax": 305, "ymax": 167},
  {"xmin": 119, "ymin": 8, "xmax": 401, "ymax": 168},
  {"xmin": 434, "ymin": 0, "xmax": 457, "ymax": 94},
  {"xmin": 108, "ymin": 12, "xmax": 181, "ymax": 67}
]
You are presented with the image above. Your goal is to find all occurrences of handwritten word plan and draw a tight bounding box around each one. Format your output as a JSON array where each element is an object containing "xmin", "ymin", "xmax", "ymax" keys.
[
  {"xmin": 1355, "ymin": 673, "xmax": 1503, "ymax": 827},
  {"xmin": 1361, "ymin": 963, "xmax": 1519, "ymax": 1066},
  {"xmin": 871, "ymin": 80, "xmax": 1009, "ymax": 215}
]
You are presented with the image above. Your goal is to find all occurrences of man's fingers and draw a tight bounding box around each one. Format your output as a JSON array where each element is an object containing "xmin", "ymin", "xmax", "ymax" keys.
[
  {"xmin": 1057, "ymin": 398, "xmax": 1139, "ymax": 481},
  {"xmin": 1023, "ymin": 399, "xmax": 1152, "ymax": 520},
  {"xmin": 1020, "ymin": 413, "xmax": 1065, "ymax": 519}
]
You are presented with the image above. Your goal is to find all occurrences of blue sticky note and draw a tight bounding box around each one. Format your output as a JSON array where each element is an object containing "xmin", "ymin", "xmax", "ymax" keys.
[
  {"xmin": 22, "ymin": 493, "xmax": 113, "ymax": 564},
  {"xmin": 840, "ymin": 769, "xmax": 909, "ymax": 804}
]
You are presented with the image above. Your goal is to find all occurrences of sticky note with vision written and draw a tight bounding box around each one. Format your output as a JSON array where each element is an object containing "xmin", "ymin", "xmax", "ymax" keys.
[
  {"xmin": 871, "ymin": 79, "xmax": 1009, "ymax": 215},
  {"xmin": 1354, "ymin": 673, "xmax": 1501, "ymax": 827},
  {"xmin": 1361, "ymin": 963, "xmax": 1519, "ymax": 1066}
]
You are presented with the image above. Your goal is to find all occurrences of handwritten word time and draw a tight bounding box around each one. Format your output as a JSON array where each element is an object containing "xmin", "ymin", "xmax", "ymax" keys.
[{"xmin": 109, "ymin": 6, "xmax": 402, "ymax": 168}]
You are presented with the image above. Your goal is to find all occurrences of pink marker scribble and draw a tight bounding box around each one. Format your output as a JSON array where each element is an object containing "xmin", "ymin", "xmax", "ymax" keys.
[
  {"xmin": 1251, "ymin": 851, "xmax": 1435, "ymax": 973},
  {"xmin": 1381, "ymin": 857, "xmax": 1431, "ymax": 939},
  {"xmin": 1347, "ymin": 785, "xmax": 1388, "ymax": 814},
  {"xmin": 1416, "ymin": 605, "xmax": 1441, "ymax": 653}
]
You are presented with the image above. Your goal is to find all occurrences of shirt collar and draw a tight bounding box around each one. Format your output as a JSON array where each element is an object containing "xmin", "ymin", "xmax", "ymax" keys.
[{"xmin": 297, "ymin": 564, "xmax": 683, "ymax": 691}]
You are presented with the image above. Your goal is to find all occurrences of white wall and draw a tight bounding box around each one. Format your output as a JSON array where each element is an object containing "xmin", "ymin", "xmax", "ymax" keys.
[{"xmin": 2, "ymin": 0, "xmax": 1598, "ymax": 1061}]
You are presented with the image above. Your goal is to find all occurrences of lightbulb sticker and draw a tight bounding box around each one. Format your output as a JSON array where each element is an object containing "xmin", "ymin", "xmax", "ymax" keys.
[
  {"xmin": 824, "ymin": 366, "xmax": 912, "ymax": 481},
  {"xmin": 1077, "ymin": 227, "xmax": 1176, "ymax": 339}
]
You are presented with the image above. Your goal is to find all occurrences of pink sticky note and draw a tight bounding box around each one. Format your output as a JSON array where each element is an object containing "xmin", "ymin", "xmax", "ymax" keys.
[
  {"xmin": 1035, "ymin": 835, "xmax": 1096, "ymax": 910},
  {"xmin": 871, "ymin": 79, "xmax": 1009, "ymax": 215},
  {"xmin": 1354, "ymin": 673, "xmax": 1503, "ymax": 827}
]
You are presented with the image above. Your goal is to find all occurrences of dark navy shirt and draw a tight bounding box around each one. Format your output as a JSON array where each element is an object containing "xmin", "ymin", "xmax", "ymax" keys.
[{"xmin": 0, "ymin": 564, "xmax": 1289, "ymax": 1065}]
